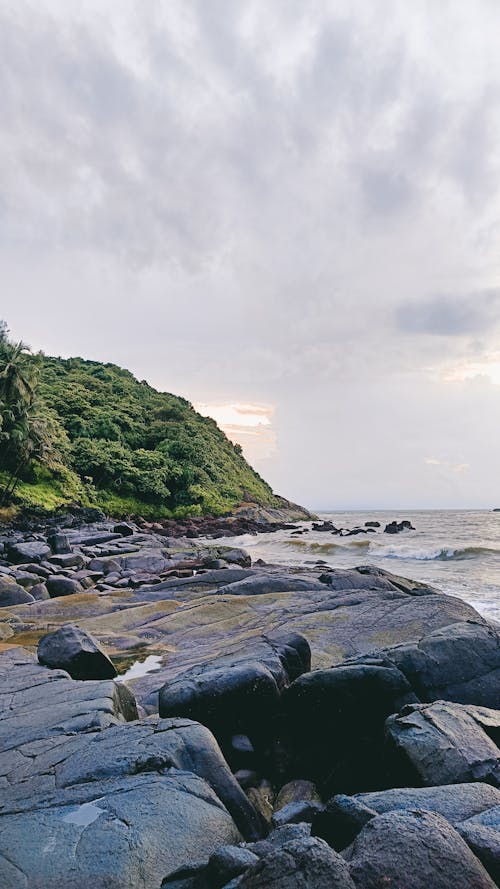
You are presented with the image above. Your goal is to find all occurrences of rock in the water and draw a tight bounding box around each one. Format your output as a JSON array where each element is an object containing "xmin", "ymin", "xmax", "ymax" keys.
[
  {"xmin": 232, "ymin": 836, "xmax": 356, "ymax": 888},
  {"xmin": 384, "ymin": 520, "xmax": 415, "ymax": 534},
  {"xmin": 345, "ymin": 810, "xmax": 496, "ymax": 888},
  {"xmin": 0, "ymin": 579, "xmax": 35, "ymax": 605},
  {"xmin": 386, "ymin": 700, "xmax": 500, "ymax": 787},
  {"xmin": 38, "ymin": 624, "xmax": 117, "ymax": 680}
]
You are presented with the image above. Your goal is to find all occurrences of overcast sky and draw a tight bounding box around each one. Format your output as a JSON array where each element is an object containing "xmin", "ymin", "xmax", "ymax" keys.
[{"xmin": 2, "ymin": 0, "xmax": 500, "ymax": 509}]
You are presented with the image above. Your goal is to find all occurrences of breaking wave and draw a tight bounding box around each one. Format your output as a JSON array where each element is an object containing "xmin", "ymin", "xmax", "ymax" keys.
[
  {"xmin": 378, "ymin": 545, "xmax": 500, "ymax": 562},
  {"xmin": 285, "ymin": 539, "xmax": 371, "ymax": 553}
]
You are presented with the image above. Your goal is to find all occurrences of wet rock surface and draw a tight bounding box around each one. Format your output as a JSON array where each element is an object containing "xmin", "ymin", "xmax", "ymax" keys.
[{"xmin": 0, "ymin": 518, "xmax": 499, "ymax": 887}]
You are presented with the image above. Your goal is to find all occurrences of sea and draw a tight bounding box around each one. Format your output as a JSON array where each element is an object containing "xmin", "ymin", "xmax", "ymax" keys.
[{"xmin": 217, "ymin": 510, "xmax": 500, "ymax": 623}]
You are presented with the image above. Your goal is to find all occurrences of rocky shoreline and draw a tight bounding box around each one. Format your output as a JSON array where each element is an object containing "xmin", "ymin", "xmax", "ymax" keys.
[{"xmin": 0, "ymin": 516, "xmax": 499, "ymax": 887}]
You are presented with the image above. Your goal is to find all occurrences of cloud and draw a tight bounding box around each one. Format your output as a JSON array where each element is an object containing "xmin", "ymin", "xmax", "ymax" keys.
[
  {"xmin": 2, "ymin": 1, "xmax": 500, "ymax": 506},
  {"xmin": 425, "ymin": 457, "xmax": 470, "ymax": 473},
  {"xmin": 396, "ymin": 291, "xmax": 500, "ymax": 336}
]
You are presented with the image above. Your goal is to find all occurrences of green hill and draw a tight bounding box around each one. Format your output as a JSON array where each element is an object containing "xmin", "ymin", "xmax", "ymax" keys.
[{"xmin": 0, "ymin": 344, "xmax": 285, "ymax": 518}]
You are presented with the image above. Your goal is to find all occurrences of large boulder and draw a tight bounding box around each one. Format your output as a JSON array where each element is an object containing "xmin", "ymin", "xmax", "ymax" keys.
[
  {"xmin": 38, "ymin": 624, "xmax": 117, "ymax": 680},
  {"xmin": 378, "ymin": 621, "xmax": 500, "ymax": 708},
  {"xmin": 159, "ymin": 634, "xmax": 310, "ymax": 768},
  {"xmin": 344, "ymin": 810, "xmax": 496, "ymax": 888},
  {"xmin": 50, "ymin": 718, "xmax": 264, "ymax": 841},
  {"xmin": 385, "ymin": 700, "xmax": 500, "ymax": 787},
  {"xmin": 0, "ymin": 773, "xmax": 242, "ymax": 889},
  {"xmin": 160, "ymin": 661, "xmax": 280, "ymax": 763},
  {"xmin": 281, "ymin": 661, "xmax": 416, "ymax": 793},
  {"xmin": 229, "ymin": 836, "xmax": 356, "ymax": 888}
]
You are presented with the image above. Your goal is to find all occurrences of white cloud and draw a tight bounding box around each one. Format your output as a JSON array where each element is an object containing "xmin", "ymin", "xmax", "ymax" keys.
[{"xmin": 2, "ymin": 1, "xmax": 500, "ymax": 506}]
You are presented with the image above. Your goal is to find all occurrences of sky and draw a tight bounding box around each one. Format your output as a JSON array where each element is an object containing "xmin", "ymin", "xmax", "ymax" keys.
[{"xmin": 2, "ymin": 0, "xmax": 500, "ymax": 509}]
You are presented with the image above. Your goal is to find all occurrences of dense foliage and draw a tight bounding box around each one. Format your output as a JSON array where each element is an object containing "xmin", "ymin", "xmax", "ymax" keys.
[
  {"xmin": 0, "ymin": 324, "xmax": 279, "ymax": 516},
  {"xmin": 0, "ymin": 326, "xmax": 69, "ymax": 506}
]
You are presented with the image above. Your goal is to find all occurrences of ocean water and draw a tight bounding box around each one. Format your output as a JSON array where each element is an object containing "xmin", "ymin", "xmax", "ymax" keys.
[{"xmin": 218, "ymin": 510, "xmax": 500, "ymax": 623}]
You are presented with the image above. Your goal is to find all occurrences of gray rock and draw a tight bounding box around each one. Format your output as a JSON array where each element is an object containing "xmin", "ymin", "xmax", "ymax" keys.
[
  {"xmin": 46, "ymin": 575, "xmax": 84, "ymax": 597},
  {"xmin": 457, "ymin": 823, "xmax": 500, "ymax": 885},
  {"xmin": 208, "ymin": 846, "xmax": 259, "ymax": 888},
  {"xmin": 0, "ymin": 772, "xmax": 242, "ymax": 889},
  {"xmin": 158, "ymin": 634, "xmax": 310, "ymax": 764},
  {"xmin": 46, "ymin": 718, "xmax": 264, "ymax": 841},
  {"xmin": 79, "ymin": 532, "xmax": 123, "ymax": 546},
  {"xmin": 162, "ymin": 866, "xmax": 210, "ymax": 888},
  {"xmin": 47, "ymin": 530, "xmax": 71, "ymax": 553},
  {"xmin": 355, "ymin": 782, "xmax": 500, "ymax": 825},
  {"xmin": 213, "ymin": 548, "xmax": 251, "ymax": 568},
  {"xmin": 6, "ymin": 541, "xmax": 51, "ymax": 563},
  {"xmin": 386, "ymin": 701, "xmax": 500, "ymax": 787},
  {"xmin": 274, "ymin": 780, "xmax": 321, "ymax": 813},
  {"xmin": 216, "ymin": 575, "xmax": 326, "ymax": 596},
  {"xmin": 345, "ymin": 810, "xmax": 496, "ymax": 888},
  {"xmin": 282, "ymin": 662, "xmax": 416, "ymax": 792},
  {"xmin": 247, "ymin": 823, "xmax": 312, "ymax": 859},
  {"xmin": 271, "ymin": 800, "xmax": 324, "ymax": 828},
  {"xmin": 48, "ymin": 552, "xmax": 86, "ymax": 568},
  {"xmin": 114, "ymin": 523, "xmax": 135, "ymax": 536},
  {"xmin": 0, "ymin": 579, "xmax": 35, "ymax": 605},
  {"xmin": 379, "ymin": 620, "xmax": 500, "ymax": 708},
  {"xmin": 0, "ymin": 648, "xmax": 137, "ymax": 758},
  {"xmin": 38, "ymin": 624, "xmax": 117, "ymax": 680},
  {"xmin": 29, "ymin": 582, "xmax": 50, "ymax": 601},
  {"xmin": 232, "ymin": 836, "xmax": 356, "ymax": 888}
]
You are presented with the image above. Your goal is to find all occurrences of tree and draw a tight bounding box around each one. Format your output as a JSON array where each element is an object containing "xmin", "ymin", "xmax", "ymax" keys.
[{"xmin": 0, "ymin": 324, "xmax": 64, "ymax": 504}]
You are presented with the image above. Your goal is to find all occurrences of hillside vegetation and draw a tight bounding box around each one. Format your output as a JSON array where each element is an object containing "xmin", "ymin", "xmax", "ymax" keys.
[{"xmin": 0, "ymin": 327, "xmax": 282, "ymax": 517}]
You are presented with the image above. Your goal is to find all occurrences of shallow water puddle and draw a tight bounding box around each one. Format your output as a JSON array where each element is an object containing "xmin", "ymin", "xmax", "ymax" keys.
[
  {"xmin": 115, "ymin": 653, "xmax": 163, "ymax": 682},
  {"xmin": 62, "ymin": 798, "xmax": 105, "ymax": 826}
]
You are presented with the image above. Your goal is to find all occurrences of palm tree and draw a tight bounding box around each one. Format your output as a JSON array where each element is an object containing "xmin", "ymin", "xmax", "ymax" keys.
[{"xmin": 0, "ymin": 328, "xmax": 62, "ymax": 505}]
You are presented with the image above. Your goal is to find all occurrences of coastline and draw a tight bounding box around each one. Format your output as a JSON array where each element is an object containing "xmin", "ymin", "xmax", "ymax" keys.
[{"xmin": 0, "ymin": 516, "xmax": 499, "ymax": 886}]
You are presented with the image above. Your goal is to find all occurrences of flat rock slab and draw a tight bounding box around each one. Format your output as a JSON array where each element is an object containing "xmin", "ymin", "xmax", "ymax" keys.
[
  {"xmin": 0, "ymin": 566, "xmax": 489, "ymax": 716},
  {"xmin": 0, "ymin": 772, "xmax": 241, "ymax": 889},
  {"xmin": 0, "ymin": 648, "xmax": 137, "ymax": 754}
]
